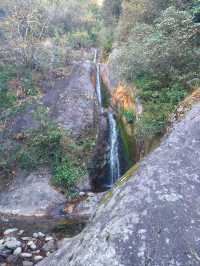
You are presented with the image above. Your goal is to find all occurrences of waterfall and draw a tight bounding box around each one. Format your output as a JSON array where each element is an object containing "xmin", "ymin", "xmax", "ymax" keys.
[
  {"xmin": 93, "ymin": 48, "xmax": 97, "ymax": 64},
  {"xmin": 94, "ymin": 48, "xmax": 121, "ymax": 188},
  {"xmin": 108, "ymin": 113, "xmax": 121, "ymax": 184},
  {"xmin": 96, "ymin": 63, "xmax": 103, "ymax": 112}
]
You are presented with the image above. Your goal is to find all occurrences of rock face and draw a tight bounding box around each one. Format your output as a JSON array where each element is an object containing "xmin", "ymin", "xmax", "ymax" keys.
[
  {"xmin": 38, "ymin": 103, "xmax": 200, "ymax": 266},
  {"xmin": 89, "ymin": 112, "xmax": 109, "ymax": 191},
  {"xmin": 0, "ymin": 61, "xmax": 97, "ymax": 218},
  {"xmin": 10, "ymin": 61, "xmax": 97, "ymax": 139},
  {"xmin": 0, "ymin": 169, "xmax": 66, "ymax": 217}
]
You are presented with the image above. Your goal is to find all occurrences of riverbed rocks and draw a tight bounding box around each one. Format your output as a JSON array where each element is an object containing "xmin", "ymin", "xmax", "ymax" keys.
[
  {"xmin": 37, "ymin": 103, "xmax": 200, "ymax": 266},
  {"xmin": 0, "ymin": 228, "xmax": 57, "ymax": 265}
]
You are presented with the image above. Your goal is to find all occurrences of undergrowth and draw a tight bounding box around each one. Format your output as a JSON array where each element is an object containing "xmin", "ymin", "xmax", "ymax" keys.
[{"xmin": 135, "ymin": 74, "xmax": 188, "ymax": 139}]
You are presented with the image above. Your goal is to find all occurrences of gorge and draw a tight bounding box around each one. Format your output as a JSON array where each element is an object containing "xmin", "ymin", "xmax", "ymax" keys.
[{"xmin": 1, "ymin": 0, "xmax": 200, "ymax": 265}]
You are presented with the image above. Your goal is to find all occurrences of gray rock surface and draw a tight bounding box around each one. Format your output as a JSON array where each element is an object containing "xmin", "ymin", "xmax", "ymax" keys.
[
  {"xmin": 0, "ymin": 61, "xmax": 97, "ymax": 219},
  {"xmin": 38, "ymin": 103, "xmax": 200, "ymax": 266},
  {"xmin": 0, "ymin": 168, "xmax": 66, "ymax": 216}
]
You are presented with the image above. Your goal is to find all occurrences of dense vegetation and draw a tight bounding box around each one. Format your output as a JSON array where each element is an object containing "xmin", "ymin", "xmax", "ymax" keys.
[
  {"xmin": 0, "ymin": 0, "xmax": 100, "ymax": 196},
  {"xmin": 1, "ymin": 0, "xmax": 200, "ymax": 194},
  {"xmin": 101, "ymin": 0, "xmax": 200, "ymax": 139}
]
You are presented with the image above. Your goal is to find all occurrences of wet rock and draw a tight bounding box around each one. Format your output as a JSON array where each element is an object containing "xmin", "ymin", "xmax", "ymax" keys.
[
  {"xmin": 21, "ymin": 252, "xmax": 32, "ymax": 258},
  {"xmin": 32, "ymin": 250, "xmax": 40, "ymax": 254},
  {"xmin": 89, "ymin": 114, "xmax": 110, "ymax": 191},
  {"xmin": 23, "ymin": 261, "xmax": 33, "ymax": 266},
  {"xmin": 38, "ymin": 232, "xmax": 45, "ymax": 238},
  {"xmin": 45, "ymin": 236, "xmax": 53, "ymax": 242},
  {"xmin": 5, "ymin": 238, "xmax": 21, "ymax": 249},
  {"xmin": 13, "ymin": 247, "xmax": 22, "ymax": 256},
  {"xmin": 33, "ymin": 233, "xmax": 39, "ymax": 238},
  {"xmin": 42, "ymin": 240, "xmax": 56, "ymax": 252},
  {"xmin": 21, "ymin": 237, "xmax": 33, "ymax": 241},
  {"xmin": 34, "ymin": 255, "xmax": 43, "ymax": 262},
  {"xmin": 79, "ymin": 192, "xmax": 86, "ymax": 197},
  {"xmin": 27, "ymin": 241, "xmax": 37, "ymax": 251},
  {"xmin": 6, "ymin": 254, "xmax": 21, "ymax": 265},
  {"xmin": 18, "ymin": 230, "xmax": 25, "ymax": 236},
  {"xmin": 0, "ymin": 249, "xmax": 12, "ymax": 257},
  {"xmin": 4, "ymin": 228, "xmax": 18, "ymax": 236}
]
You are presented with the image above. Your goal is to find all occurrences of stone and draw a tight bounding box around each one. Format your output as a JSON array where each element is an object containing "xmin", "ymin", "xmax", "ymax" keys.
[
  {"xmin": 37, "ymin": 104, "xmax": 200, "ymax": 266},
  {"xmin": 87, "ymin": 192, "xmax": 95, "ymax": 197},
  {"xmin": 33, "ymin": 233, "xmax": 39, "ymax": 238},
  {"xmin": 45, "ymin": 236, "xmax": 54, "ymax": 242},
  {"xmin": 79, "ymin": 192, "xmax": 86, "ymax": 197},
  {"xmin": 38, "ymin": 232, "xmax": 45, "ymax": 238},
  {"xmin": 6, "ymin": 254, "xmax": 21, "ymax": 264},
  {"xmin": 13, "ymin": 246, "xmax": 22, "ymax": 256},
  {"xmin": 42, "ymin": 240, "xmax": 55, "ymax": 252},
  {"xmin": 5, "ymin": 238, "xmax": 21, "ymax": 249},
  {"xmin": 30, "ymin": 243, "xmax": 37, "ymax": 250},
  {"xmin": 34, "ymin": 255, "xmax": 43, "ymax": 262},
  {"xmin": 0, "ymin": 249, "xmax": 12, "ymax": 257},
  {"xmin": 21, "ymin": 237, "xmax": 33, "ymax": 241},
  {"xmin": 4, "ymin": 228, "xmax": 18, "ymax": 236},
  {"xmin": 23, "ymin": 261, "xmax": 33, "ymax": 266},
  {"xmin": 18, "ymin": 230, "xmax": 25, "ymax": 236},
  {"xmin": 32, "ymin": 250, "xmax": 40, "ymax": 254},
  {"xmin": 21, "ymin": 252, "xmax": 32, "ymax": 258}
]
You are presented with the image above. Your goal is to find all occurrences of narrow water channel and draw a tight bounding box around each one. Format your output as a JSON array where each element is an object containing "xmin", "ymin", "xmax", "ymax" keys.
[{"xmin": 94, "ymin": 49, "xmax": 122, "ymax": 188}]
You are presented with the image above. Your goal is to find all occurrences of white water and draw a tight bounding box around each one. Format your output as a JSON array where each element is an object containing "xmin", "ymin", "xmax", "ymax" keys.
[
  {"xmin": 108, "ymin": 113, "xmax": 121, "ymax": 184},
  {"xmin": 93, "ymin": 48, "xmax": 98, "ymax": 64},
  {"xmin": 94, "ymin": 48, "xmax": 121, "ymax": 186},
  {"xmin": 96, "ymin": 63, "xmax": 103, "ymax": 112}
]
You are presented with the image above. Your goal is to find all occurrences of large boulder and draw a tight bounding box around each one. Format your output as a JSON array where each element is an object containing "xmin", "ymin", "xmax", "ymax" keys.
[
  {"xmin": 0, "ymin": 168, "xmax": 66, "ymax": 217},
  {"xmin": 38, "ymin": 103, "xmax": 200, "ymax": 266}
]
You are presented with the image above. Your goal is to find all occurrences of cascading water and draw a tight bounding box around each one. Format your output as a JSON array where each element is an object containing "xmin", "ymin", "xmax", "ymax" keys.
[
  {"xmin": 96, "ymin": 63, "xmax": 103, "ymax": 112},
  {"xmin": 94, "ymin": 48, "xmax": 121, "ymax": 187},
  {"xmin": 108, "ymin": 112, "xmax": 121, "ymax": 185}
]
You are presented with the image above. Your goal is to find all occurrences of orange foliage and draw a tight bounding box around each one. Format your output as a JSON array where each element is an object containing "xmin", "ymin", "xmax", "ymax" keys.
[{"xmin": 112, "ymin": 83, "xmax": 135, "ymax": 112}]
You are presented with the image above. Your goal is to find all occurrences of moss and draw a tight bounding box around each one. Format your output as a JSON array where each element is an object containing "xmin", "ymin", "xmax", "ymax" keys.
[
  {"xmin": 100, "ymin": 78, "xmax": 111, "ymax": 108},
  {"xmin": 118, "ymin": 118, "xmax": 137, "ymax": 167},
  {"xmin": 115, "ymin": 163, "xmax": 139, "ymax": 188},
  {"xmin": 100, "ymin": 163, "xmax": 140, "ymax": 205},
  {"xmin": 100, "ymin": 190, "xmax": 114, "ymax": 205}
]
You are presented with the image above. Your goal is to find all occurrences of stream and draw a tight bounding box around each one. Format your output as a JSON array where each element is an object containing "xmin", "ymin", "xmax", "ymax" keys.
[
  {"xmin": 94, "ymin": 49, "xmax": 122, "ymax": 188},
  {"xmin": 0, "ymin": 49, "xmax": 124, "ymax": 266}
]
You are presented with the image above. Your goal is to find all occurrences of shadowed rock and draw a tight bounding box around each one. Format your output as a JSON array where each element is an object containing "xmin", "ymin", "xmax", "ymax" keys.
[{"xmin": 37, "ymin": 103, "xmax": 200, "ymax": 266}]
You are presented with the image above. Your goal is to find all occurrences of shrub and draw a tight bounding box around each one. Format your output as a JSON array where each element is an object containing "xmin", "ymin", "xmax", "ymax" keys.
[{"xmin": 122, "ymin": 109, "xmax": 135, "ymax": 123}]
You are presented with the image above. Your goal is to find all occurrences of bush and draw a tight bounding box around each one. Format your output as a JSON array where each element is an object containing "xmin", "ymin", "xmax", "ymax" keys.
[
  {"xmin": 53, "ymin": 158, "xmax": 85, "ymax": 193},
  {"xmin": 122, "ymin": 109, "xmax": 135, "ymax": 123},
  {"xmin": 134, "ymin": 75, "xmax": 188, "ymax": 138}
]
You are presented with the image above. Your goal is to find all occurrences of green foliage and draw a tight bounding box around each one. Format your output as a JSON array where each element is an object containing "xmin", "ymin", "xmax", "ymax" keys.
[
  {"xmin": 109, "ymin": 2, "xmax": 199, "ymax": 139},
  {"xmin": 135, "ymin": 75, "xmax": 188, "ymax": 138},
  {"xmin": 122, "ymin": 109, "xmax": 135, "ymax": 123},
  {"xmin": 68, "ymin": 31, "xmax": 93, "ymax": 49},
  {"xmin": 53, "ymin": 158, "xmax": 85, "ymax": 192}
]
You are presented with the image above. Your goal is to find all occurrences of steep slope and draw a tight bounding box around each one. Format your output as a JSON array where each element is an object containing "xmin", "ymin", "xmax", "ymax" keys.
[
  {"xmin": 38, "ymin": 103, "xmax": 200, "ymax": 266},
  {"xmin": 0, "ymin": 61, "xmax": 97, "ymax": 218}
]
